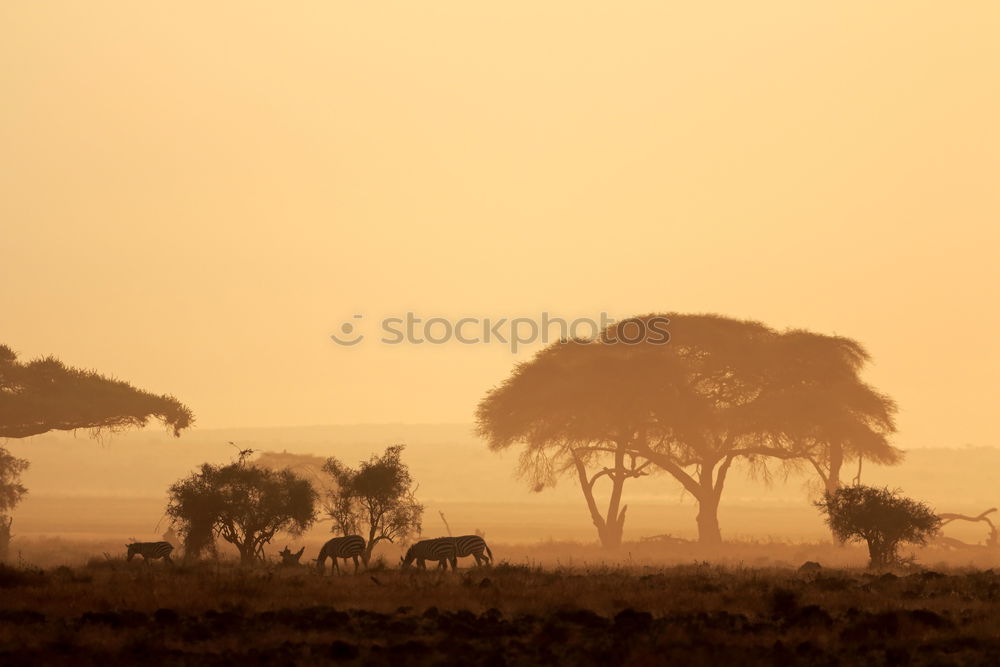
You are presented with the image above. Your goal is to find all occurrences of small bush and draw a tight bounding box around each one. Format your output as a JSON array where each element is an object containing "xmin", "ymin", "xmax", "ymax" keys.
[{"xmin": 816, "ymin": 485, "xmax": 941, "ymax": 569}]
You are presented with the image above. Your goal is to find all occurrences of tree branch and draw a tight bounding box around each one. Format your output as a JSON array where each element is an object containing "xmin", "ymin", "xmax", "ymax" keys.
[
  {"xmin": 714, "ymin": 455, "xmax": 735, "ymax": 501},
  {"xmin": 629, "ymin": 443, "xmax": 703, "ymax": 499},
  {"xmin": 805, "ymin": 456, "xmax": 829, "ymax": 486}
]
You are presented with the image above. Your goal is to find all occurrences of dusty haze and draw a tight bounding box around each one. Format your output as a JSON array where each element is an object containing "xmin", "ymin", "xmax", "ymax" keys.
[
  {"xmin": 6, "ymin": 426, "xmax": 999, "ymax": 549},
  {"xmin": 2, "ymin": 3, "xmax": 998, "ymax": 548}
]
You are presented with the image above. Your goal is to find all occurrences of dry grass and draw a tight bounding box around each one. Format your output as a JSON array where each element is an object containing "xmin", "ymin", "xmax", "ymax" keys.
[{"xmin": 3, "ymin": 546, "xmax": 1000, "ymax": 665}]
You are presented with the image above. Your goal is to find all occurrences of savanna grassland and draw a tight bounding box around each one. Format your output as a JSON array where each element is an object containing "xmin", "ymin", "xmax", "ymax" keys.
[{"xmin": 4, "ymin": 540, "xmax": 1000, "ymax": 666}]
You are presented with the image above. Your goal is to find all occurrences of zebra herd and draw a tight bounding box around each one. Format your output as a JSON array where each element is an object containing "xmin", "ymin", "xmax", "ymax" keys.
[
  {"xmin": 123, "ymin": 534, "xmax": 493, "ymax": 572},
  {"xmin": 400, "ymin": 535, "xmax": 493, "ymax": 570},
  {"xmin": 319, "ymin": 534, "xmax": 493, "ymax": 574}
]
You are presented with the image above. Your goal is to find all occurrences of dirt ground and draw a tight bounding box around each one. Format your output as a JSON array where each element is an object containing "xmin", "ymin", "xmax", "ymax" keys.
[{"xmin": 4, "ymin": 548, "xmax": 1000, "ymax": 665}]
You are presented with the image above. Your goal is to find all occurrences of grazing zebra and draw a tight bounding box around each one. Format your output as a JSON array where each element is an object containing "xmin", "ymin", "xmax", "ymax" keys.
[
  {"xmin": 400, "ymin": 538, "xmax": 457, "ymax": 571},
  {"xmin": 316, "ymin": 535, "xmax": 368, "ymax": 574},
  {"xmin": 451, "ymin": 535, "xmax": 493, "ymax": 566},
  {"xmin": 126, "ymin": 541, "xmax": 174, "ymax": 563}
]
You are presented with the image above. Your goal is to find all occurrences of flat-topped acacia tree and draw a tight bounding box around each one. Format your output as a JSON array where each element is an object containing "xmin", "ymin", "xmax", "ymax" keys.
[
  {"xmin": 628, "ymin": 316, "xmax": 899, "ymax": 543},
  {"xmin": 475, "ymin": 337, "xmax": 673, "ymax": 549},
  {"xmin": 477, "ymin": 314, "xmax": 898, "ymax": 546},
  {"xmin": 0, "ymin": 344, "xmax": 193, "ymax": 438}
]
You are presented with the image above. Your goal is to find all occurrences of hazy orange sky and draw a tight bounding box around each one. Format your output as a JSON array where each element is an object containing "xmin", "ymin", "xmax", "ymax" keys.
[{"xmin": 2, "ymin": 2, "xmax": 997, "ymax": 448}]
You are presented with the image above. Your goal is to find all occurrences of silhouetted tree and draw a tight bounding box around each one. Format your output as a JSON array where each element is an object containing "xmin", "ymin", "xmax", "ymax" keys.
[
  {"xmin": 816, "ymin": 485, "xmax": 941, "ymax": 568},
  {"xmin": 0, "ymin": 345, "xmax": 191, "ymax": 558},
  {"xmin": 756, "ymin": 331, "xmax": 901, "ymax": 496},
  {"xmin": 476, "ymin": 337, "xmax": 662, "ymax": 549},
  {"xmin": 479, "ymin": 314, "xmax": 898, "ymax": 545},
  {"xmin": 0, "ymin": 517, "xmax": 10, "ymax": 563},
  {"xmin": 167, "ymin": 462, "xmax": 316, "ymax": 564},
  {"xmin": 0, "ymin": 344, "xmax": 193, "ymax": 438},
  {"xmin": 0, "ymin": 447, "xmax": 29, "ymax": 561},
  {"xmin": 0, "ymin": 448, "xmax": 28, "ymax": 517},
  {"xmin": 322, "ymin": 445, "xmax": 423, "ymax": 564}
]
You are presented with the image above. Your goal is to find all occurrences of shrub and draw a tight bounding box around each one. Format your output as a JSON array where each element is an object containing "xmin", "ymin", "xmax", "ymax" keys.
[
  {"xmin": 322, "ymin": 445, "xmax": 423, "ymax": 564},
  {"xmin": 816, "ymin": 485, "xmax": 941, "ymax": 569},
  {"xmin": 167, "ymin": 462, "xmax": 317, "ymax": 564}
]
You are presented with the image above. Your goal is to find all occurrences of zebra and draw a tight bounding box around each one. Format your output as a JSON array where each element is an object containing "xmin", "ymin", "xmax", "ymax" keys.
[
  {"xmin": 400, "ymin": 537, "xmax": 457, "ymax": 571},
  {"xmin": 126, "ymin": 541, "xmax": 174, "ymax": 563},
  {"xmin": 316, "ymin": 535, "xmax": 368, "ymax": 574},
  {"xmin": 451, "ymin": 535, "xmax": 493, "ymax": 566}
]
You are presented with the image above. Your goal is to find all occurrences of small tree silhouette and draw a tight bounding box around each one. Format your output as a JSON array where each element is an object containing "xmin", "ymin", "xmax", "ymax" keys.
[
  {"xmin": 167, "ymin": 462, "xmax": 316, "ymax": 564},
  {"xmin": 816, "ymin": 485, "xmax": 941, "ymax": 568},
  {"xmin": 0, "ymin": 447, "xmax": 28, "ymax": 562},
  {"xmin": 322, "ymin": 445, "xmax": 423, "ymax": 564}
]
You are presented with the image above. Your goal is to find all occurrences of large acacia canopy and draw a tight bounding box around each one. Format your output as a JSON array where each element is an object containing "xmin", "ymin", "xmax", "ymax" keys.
[
  {"xmin": 0, "ymin": 344, "xmax": 193, "ymax": 438},
  {"xmin": 477, "ymin": 313, "xmax": 897, "ymax": 543}
]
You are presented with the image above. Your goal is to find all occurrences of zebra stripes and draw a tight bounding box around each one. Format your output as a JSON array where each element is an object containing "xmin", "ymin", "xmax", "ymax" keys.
[
  {"xmin": 451, "ymin": 535, "xmax": 493, "ymax": 566},
  {"xmin": 401, "ymin": 537, "xmax": 457, "ymax": 570},
  {"xmin": 126, "ymin": 541, "xmax": 174, "ymax": 563},
  {"xmin": 317, "ymin": 535, "xmax": 368, "ymax": 574},
  {"xmin": 400, "ymin": 536, "xmax": 495, "ymax": 570}
]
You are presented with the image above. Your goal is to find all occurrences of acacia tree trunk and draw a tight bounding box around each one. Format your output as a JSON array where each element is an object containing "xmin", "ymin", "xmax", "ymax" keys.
[
  {"xmin": 695, "ymin": 472, "xmax": 723, "ymax": 545},
  {"xmin": 0, "ymin": 516, "xmax": 11, "ymax": 562},
  {"xmin": 826, "ymin": 446, "xmax": 847, "ymax": 545},
  {"xmin": 826, "ymin": 443, "xmax": 843, "ymax": 495},
  {"xmin": 634, "ymin": 446, "xmax": 733, "ymax": 545},
  {"xmin": 238, "ymin": 541, "xmax": 257, "ymax": 564},
  {"xmin": 810, "ymin": 444, "xmax": 846, "ymax": 545},
  {"xmin": 226, "ymin": 527, "xmax": 261, "ymax": 565},
  {"xmin": 573, "ymin": 448, "xmax": 629, "ymax": 550},
  {"xmin": 695, "ymin": 501, "xmax": 722, "ymax": 544},
  {"xmin": 866, "ymin": 536, "xmax": 893, "ymax": 569},
  {"xmin": 603, "ymin": 449, "xmax": 628, "ymax": 549},
  {"xmin": 365, "ymin": 518, "xmax": 384, "ymax": 565}
]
